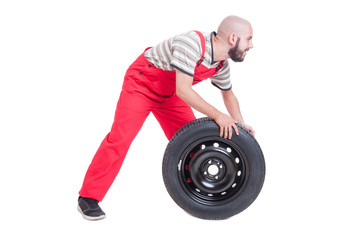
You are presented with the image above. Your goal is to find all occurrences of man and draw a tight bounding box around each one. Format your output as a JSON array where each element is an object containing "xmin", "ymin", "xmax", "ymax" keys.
[{"xmin": 78, "ymin": 15, "xmax": 255, "ymax": 220}]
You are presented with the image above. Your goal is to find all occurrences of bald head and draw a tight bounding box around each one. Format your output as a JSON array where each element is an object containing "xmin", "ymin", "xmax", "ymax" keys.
[
  {"xmin": 212, "ymin": 16, "xmax": 253, "ymax": 62},
  {"xmin": 217, "ymin": 15, "xmax": 252, "ymax": 41}
]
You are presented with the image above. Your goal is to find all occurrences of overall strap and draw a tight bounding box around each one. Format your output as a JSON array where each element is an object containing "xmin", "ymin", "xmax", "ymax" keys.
[
  {"xmin": 193, "ymin": 31, "xmax": 206, "ymax": 67},
  {"xmin": 216, "ymin": 60, "xmax": 225, "ymax": 72},
  {"xmin": 194, "ymin": 30, "xmax": 224, "ymax": 72}
]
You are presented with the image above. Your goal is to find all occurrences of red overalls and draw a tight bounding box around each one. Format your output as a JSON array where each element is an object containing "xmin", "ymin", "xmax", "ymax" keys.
[{"xmin": 79, "ymin": 31, "xmax": 224, "ymax": 201}]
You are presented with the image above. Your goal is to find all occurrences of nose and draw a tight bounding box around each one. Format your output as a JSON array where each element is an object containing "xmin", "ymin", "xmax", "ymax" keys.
[{"xmin": 249, "ymin": 40, "xmax": 254, "ymax": 49}]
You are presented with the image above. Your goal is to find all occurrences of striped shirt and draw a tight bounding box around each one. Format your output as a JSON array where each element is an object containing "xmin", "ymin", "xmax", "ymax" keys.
[{"xmin": 144, "ymin": 31, "xmax": 232, "ymax": 91}]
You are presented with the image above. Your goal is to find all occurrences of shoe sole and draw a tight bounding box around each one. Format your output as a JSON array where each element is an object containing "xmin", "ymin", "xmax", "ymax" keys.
[{"xmin": 77, "ymin": 205, "xmax": 106, "ymax": 221}]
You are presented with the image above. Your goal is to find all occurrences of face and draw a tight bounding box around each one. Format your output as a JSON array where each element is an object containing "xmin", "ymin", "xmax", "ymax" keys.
[{"xmin": 228, "ymin": 27, "xmax": 253, "ymax": 62}]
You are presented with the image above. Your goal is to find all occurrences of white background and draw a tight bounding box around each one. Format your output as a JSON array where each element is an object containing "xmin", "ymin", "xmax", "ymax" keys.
[{"xmin": 1, "ymin": 0, "xmax": 360, "ymax": 239}]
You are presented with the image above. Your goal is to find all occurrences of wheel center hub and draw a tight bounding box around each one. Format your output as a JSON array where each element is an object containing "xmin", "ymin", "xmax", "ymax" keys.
[
  {"xmin": 208, "ymin": 164, "xmax": 219, "ymax": 175},
  {"xmin": 201, "ymin": 159, "xmax": 225, "ymax": 181}
]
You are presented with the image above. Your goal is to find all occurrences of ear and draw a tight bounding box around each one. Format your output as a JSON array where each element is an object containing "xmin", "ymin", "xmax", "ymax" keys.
[{"xmin": 228, "ymin": 33, "xmax": 238, "ymax": 46}]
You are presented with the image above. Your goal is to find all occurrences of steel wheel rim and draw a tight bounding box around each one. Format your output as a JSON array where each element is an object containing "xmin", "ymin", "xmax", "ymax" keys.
[{"xmin": 177, "ymin": 136, "xmax": 248, "ymax": 206}]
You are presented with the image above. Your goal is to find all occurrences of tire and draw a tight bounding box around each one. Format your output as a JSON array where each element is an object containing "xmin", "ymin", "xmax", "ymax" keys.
[{"xmin": 162, "ymin": 117, "xmax": 265, "ymax": 219}]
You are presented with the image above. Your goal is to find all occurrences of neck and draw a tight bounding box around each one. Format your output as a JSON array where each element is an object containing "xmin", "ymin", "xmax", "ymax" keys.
[{"xmin": 212, "ymin": 34, "xmax": 229, "ymax": 62}]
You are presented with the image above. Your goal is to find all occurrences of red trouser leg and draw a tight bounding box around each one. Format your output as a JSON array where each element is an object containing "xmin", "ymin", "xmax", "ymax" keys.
[
  {"xmin": 79, "ymin": 90, "xmax": 154, "ymax": 201},
  {"xmin": 79, "ymin": 50, "xmax": 196, "ymax": 201},
  {"xmin": 153, "ymin": 95, "xmax": 196, "ymax": 140}
]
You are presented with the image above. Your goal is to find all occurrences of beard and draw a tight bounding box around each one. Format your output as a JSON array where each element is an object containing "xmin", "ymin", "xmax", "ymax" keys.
[{"xmin": 228, "ymin": 38, "xmax": 247, "ymax": 62}]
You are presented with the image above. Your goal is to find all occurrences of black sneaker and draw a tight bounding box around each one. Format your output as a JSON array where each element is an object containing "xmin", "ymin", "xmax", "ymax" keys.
[{"xmin": 78, "ymin": 196, "xmax": 106, "ymax": 221}]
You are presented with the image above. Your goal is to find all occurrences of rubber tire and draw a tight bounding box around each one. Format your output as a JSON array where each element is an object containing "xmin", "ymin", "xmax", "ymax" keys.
[{"xmin": 162, "ymin": 117, "xmax": 265, "ymax": 219}]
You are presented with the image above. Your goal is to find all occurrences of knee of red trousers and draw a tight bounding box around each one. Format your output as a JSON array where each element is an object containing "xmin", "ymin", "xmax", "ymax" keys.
[{"xmin": 152, "ymin": 106, "xmax": 196, "ymax": 140}]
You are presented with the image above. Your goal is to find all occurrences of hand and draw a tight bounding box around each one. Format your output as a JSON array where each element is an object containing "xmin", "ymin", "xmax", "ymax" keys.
[
  {"xmin": 214, "ymin": 112, "xmax": 239, "ymax": 139},
  {"xmin": 240, "ymin": 123, "xmax": 255, "ymax": 136}
]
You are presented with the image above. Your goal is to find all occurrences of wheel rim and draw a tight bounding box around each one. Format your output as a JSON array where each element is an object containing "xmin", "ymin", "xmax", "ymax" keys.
[{"xmin": 177, "ymin": 136, "xmax": 248, "ymax": 206}]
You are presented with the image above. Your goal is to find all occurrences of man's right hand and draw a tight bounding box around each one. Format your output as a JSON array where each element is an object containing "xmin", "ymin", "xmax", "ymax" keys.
[{"xmin": 214, "ymin": 112, "xmax": 239, "ymax": 139}]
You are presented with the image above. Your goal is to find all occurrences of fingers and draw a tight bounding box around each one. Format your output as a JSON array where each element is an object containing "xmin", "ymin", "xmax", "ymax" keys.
[
  {"xmin": 215, "ymin": 114, "xmax": 241, "ymax": 140},
  {"xmin": 242, "ymin": 124, "xmax": 255, "ymax": 136},
  {"xmin": 216, "ymin": 115, "xmax": 254, "ymax": 139},
  {"xmin": 228, "ymin": 122, "xmax": 240, "ymax": 139},
  {"xmin": 219, "ymin": 125, "xmax": 224, "ymax": 138},
  {"xmin": 219, "ymin": 126, "xmax": 228, "ymax": 139},
  {"xmin": 226, "ymin": 125, "xmax": 231, "ymax": 139},
  {"xmin": 248, "ymin": 126, "xmax": 255, "ymax": 136},
  {"xmin": 233, "ymin": 122, "xmax": 239, "ymax": 136},
  {"xmin": 219, "ymin": 123, "xmax": 239, "ymax": 140}
]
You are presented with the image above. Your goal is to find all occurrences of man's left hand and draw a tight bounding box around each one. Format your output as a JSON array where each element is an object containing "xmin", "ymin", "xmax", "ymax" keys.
[{"xmin": 240, "ymin": 123, "xmax": 255, "ymax": 136}]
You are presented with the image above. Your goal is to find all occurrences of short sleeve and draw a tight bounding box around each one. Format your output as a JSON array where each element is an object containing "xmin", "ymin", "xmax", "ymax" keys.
[
  {"xmin": 170, "ymin": 32, "xmax": 201, "ymax": 77},
  {"xmin": 210, "ymin": 60, "xmax": 232, "ymax": 90}
]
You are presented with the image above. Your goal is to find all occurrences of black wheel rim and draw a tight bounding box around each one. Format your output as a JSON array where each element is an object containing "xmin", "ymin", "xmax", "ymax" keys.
[{"xmin": 177, "ymin": 136, "xmax": 248, "ymax": 206}]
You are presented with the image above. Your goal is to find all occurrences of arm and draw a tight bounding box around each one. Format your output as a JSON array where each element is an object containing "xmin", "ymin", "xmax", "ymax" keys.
[
  {"xmin": 175, "ymin": 70, "xmax": 239, "ymax": 139},
  {"xmin": 221, "ymin": 89, "xmax": 255, "ymax": 135}
]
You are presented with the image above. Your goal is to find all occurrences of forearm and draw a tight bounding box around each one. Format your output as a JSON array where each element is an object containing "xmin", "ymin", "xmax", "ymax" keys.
[
  {"xmin": 178, "ymin": 87, "xmax": 221, "ymax": 119},
  {"xmin": 222, "ymin": 90, "xmax": 245, "ymax": 124},
  {"xmin": 176, "ymin": 70, "xmax": 222, "ymax": 119}
]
